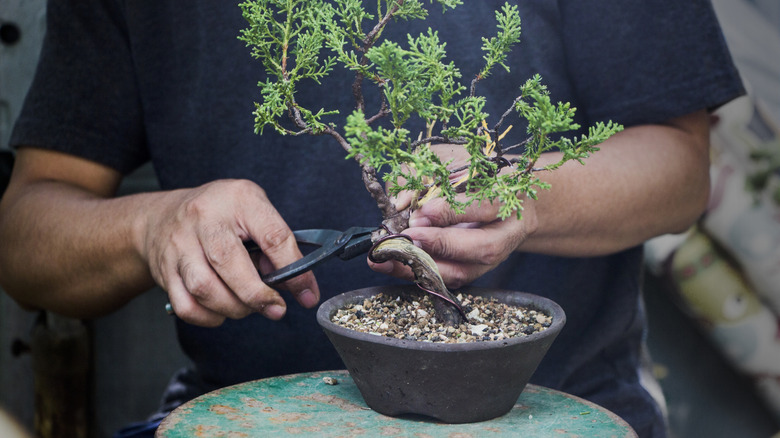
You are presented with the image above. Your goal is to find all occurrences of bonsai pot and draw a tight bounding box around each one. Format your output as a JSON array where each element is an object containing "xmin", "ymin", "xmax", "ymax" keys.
[{"xmin": 316, "ymin": 284, "xmax": 566, "ymax": 423}]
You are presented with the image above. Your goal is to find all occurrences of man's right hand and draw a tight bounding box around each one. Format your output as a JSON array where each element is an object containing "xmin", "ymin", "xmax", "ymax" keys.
[
  {"xmin": 0, "ymin": 147, "xmax": 319, "ymax": 327},
  {"xmin": 138, "ymin": 179, "xmax": 320, "ymax": 327}
]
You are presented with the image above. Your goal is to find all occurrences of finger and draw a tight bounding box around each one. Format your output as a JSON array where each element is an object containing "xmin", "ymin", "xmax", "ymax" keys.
[
  {"xmin": 367, "ymin": 259, "xmax": 416, "ymax": 282},
  {"xmin": 177, "ymin": 252, "xmax": 254, "ymax": 320},
  {"xmin": 404, "ymin": 222, "xmax": 517, "ymax": 267},
  {"xmin": 422, "ymin": 258, "xmax": 484, "ymax": 290},
  {"xmin": 367, "ymin": 243, "xmax": 487, "ymax": 289},
  {"xmin": 386, "ymin": 166, "xmax": 410, "ymax": 210},
  {"xmin": 165, "ymin": 272, "xmax": 227, "ymax": 327},
  {"xmin": 392, "ymin": 190, "xmax": 414, "ymax": 212},
  {"xmin": 280, "ymin": 272, "xmax": 320, "ymax": 308},
  {"xmin": 410, "ymin": 196, "xmax": 502, "ymax": 228},
  {"xmin": 367, "ymin": 249, "xmax": 480, "ymax": 290},
  {"xmin": 197, "ymin": 224, "xmax": 288, "ymax": 319},
  {"xmin": 151, "ymin": 239, "xmax": 230, "ymax": 326},
  {"xmin": 256, "ymin": 252, "xmax": 320, "ymax": 309},
  {"xmin": 240, "ymin": 198, "xmax": 320, "ymax": 308}
]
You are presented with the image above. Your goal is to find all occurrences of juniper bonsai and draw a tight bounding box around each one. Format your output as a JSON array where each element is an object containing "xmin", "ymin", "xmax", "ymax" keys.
[{"xmin": 238, "ymin": 0, "xmax": 623, "ymax": 323}]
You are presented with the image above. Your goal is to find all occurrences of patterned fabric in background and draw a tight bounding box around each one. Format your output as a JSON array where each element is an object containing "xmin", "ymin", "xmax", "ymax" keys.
[{"xmin": 645, "ymin": 0, "xmax": 780, "ymax": 424}]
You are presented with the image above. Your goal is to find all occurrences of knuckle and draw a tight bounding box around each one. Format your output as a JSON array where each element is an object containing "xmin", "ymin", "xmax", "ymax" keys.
[
  {"xmin": 170, "ymin": 300, "xmax": 197, "ymax": 320},
  {"xmin": 180, "ymin": 263, "xmax": 219, "ymax": 300},
  {"xmin": 235, "ymin": 178, "xmax": 262, "ymax": 192},
  {"xmin": 182, "ymin": 192, "xmax": 210, "ymax": 219},
  {"xmin": 202, "ymin": 228, "xmax": 238, "ymax": 269},
  {"xmin": 226, "ymin": 178, "xmax": 265, "ymax": 199},
  {"xmin": 259, "ymin": 226, "xmax": 294, "ymax": 253},
  {"xmin": 427, "ymin": 235, "xmax": 453, "ymax": 260},
  {"xmin": 481, "ymin": 244, "xmax": 506, "ymax": 266},
  {"xmin": 187, "ymin": 277, "xmax": 219, "ymax": 300}
]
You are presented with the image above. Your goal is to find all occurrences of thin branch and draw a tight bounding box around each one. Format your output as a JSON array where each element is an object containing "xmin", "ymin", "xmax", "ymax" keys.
[
  {"xmin": 494, "ymin": 97, "xmax": 522, "ymax": 134},
  {"xmin": 365, "ymin": 99, "xmax": 391, "ymax": 124},
  {"xmin": 284, "ymin": 128, "xmax": 313, "ymax": 136},
  {"xmin": 502, "ymin": 136, "xmax": 532, "ymax": 154},
  {"xmin": 408, "ymin": 135, "xmax": 459, "ymax": 150},
  {"xmin": 448, "ymin": 163, "xmax": 469, "ymax": 174},
  {"xmin": 352, "ymin": 0, "xmax": 405, "ymax": 114},
  {"xmin": 322, "ymin": 126, "xmax": 351, "ymax": 153},
  {"xmin": 469, "ymin": 74, "xmax": 483, "ymax": 97},
  {"xmin": 365, "ymin": 0, "xmax": 404, "ymax": 45},
  {"xmin": 352, "ymin": 71, "xmax": 366, "ymax": 113},
  {"xmin": 288, "ymin": 104, "xmax": 308, "ymax": 130}
]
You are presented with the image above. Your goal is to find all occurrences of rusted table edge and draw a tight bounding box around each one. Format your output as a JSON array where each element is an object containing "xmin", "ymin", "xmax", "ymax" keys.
[{"xmin": 156, "ymin": 369, "xmax": 637, "ymax": 437}]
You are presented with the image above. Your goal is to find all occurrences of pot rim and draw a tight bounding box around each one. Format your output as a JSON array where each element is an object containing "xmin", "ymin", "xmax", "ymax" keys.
[{"xmin": 317, "ymin": 284, "xmax": 566, "ymax": 352}]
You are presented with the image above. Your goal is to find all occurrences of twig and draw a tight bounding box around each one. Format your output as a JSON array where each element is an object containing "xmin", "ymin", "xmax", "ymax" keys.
[{"xmin": 502, "ymin": 137, "xmax": 532, "ymax": 154}]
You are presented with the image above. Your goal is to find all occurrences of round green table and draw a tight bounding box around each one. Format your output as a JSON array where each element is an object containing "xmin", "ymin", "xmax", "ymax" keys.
[{"xmin": 156, "ymin": 370, "xmax": 636, "ymax": 437}]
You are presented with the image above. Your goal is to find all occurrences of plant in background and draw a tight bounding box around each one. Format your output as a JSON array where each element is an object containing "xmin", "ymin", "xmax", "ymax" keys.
[
  {"xmin": 238, "ymin": 0, "xmax": 622, "ymax": 323},
  {"xmin": 746, "ymin": 148, "xmax": 780, "ymax": 206}
]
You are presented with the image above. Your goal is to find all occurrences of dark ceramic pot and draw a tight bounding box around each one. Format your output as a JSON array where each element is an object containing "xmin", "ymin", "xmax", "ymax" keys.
[{"xmin": 316, "ymin": 284, "xmax": 566, "ymax": 423}]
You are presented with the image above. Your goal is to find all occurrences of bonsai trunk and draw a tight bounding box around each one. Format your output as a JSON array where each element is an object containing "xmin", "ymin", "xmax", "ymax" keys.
[{"xmin": 360, "ymin": 163, "xmax": 466, "ymax": 326}]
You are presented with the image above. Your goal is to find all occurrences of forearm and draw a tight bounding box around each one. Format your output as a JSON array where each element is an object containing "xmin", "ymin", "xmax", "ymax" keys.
[
  {"xmin": 1, "ymin": 148, "xmax": 322, "ymax": 325},
  {"xmin": 520, "ymin": 111, "xmax": 711, "ymax": 256},
  {"xmin": 0, "ymin": 180, "xmax": 157, "ymax": 317}
]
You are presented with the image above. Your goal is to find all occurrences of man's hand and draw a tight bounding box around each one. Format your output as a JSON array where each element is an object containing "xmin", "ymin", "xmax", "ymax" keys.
[
  {"xmin": 368, "ymin": 110, "xmax": 712, "ymax": 288},
  {"xmin": 369, "ymin": 143, "xmax": 538, "ymax": 288},
  {"xmin": 0, "ymin": 148, "xmax": 318, "ymax": 326},
  {"xmin": 139, "ymin": 179, "xmax": 319, "ymax": 327},
  {"xmin": 371, "ymin": 196, "xmax": 536, "ymax": 288}
]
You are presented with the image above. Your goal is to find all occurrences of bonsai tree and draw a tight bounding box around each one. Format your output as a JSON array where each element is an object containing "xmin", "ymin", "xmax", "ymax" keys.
[{"xmin": 238, "ymin": 0, "xmax": 622, "ymax": 323}]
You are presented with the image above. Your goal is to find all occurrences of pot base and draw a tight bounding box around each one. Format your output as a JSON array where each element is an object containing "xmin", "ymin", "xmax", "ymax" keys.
[{"xmin": 317, "ymin": 285, "xmax": 566, "ymax": 423}]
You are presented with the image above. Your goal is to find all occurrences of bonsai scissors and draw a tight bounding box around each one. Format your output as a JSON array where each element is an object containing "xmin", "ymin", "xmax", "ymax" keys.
[{"xmin": 243, "ymin": 226, "xmax": 378, "ymax": 285}]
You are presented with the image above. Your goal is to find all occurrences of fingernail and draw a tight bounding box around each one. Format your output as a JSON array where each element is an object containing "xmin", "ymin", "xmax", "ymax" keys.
[
  {"xmin": 298, "ymin": 289, "xmax": 318, "ymax": 308},
  {"xmin": 263, "ymin": 304, "xmax": 286, "ymax": 320}
]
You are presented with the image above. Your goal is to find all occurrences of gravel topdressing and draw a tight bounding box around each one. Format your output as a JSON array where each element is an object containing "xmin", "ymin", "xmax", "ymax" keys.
[{"xmin": 331, "ymin": 292, "xmax": 552, "ymax": 343}]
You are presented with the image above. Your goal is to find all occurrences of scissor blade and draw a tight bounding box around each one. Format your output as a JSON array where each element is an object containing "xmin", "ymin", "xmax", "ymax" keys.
[
  {"xmin": 291, "ymin": 229, "xmax": 344, "ymax": 246},
  {"xmin": 248, "ymin": 226, "xmax": 378, "ymax": 285},
  {"xmin": 242, "ymin": 229, "xmax": 342, "ymax": 253},
  {"xmin": 260, "ymin": 243, "xmax": 340, "ymax": 285}
]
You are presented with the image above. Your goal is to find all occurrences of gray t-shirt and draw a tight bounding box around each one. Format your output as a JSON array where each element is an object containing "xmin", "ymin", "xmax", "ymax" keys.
[{"xmin": 11, "ymin": 1, "xmax": 744, "ymax": 436}]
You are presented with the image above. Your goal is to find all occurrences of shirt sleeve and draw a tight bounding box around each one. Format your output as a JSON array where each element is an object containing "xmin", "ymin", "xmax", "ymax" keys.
[
  {"xmin": 10, "ymin": 0, "xmax": 149, "ymax": 174},
  {"xmin": 559, "ymin": 0, "xmax": 745, "ymax": 127}
]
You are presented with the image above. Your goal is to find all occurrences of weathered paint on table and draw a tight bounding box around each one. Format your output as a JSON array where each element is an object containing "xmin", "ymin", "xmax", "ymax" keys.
[{"xmin": 156, "ymin": 370, "xmax": 636, "ymax": 437}]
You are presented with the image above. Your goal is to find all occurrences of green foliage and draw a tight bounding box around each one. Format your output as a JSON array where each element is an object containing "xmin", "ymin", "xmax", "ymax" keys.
[
  {"xmin": 238, "ymin": 0, "xmax": 341, "ymax": 134},
  {"xmin": 239, "ymin": 0, "xmax": 623, "ymax": 221},
  {"xmin": 479, "ymin": 3, "xmax": 522, "ymax": 79}
]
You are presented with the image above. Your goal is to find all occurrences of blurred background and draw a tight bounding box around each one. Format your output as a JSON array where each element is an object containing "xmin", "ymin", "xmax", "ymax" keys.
[{"xmin": 1, "ymin": 0, "xmax": 779, "ymax": 436}]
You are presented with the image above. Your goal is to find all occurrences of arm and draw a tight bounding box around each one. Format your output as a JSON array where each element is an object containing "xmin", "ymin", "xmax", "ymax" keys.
[
  {"xmin": 0, "ymin": 148, "xmax": 319, "ymax": 326},
  {"xmin": 372, "ymin": 109, "xmax": 711, "ymax": 287}
]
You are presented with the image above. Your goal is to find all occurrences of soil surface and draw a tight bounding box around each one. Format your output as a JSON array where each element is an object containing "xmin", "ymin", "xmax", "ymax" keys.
[{"xmin": 331, "ymin": 292, "xmax": 552, "ymax": 343}]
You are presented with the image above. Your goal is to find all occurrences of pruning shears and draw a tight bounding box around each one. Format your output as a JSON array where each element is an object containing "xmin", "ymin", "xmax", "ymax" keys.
[{"xmin": 243, "ymin": 226, "xmax": 379, "ymax": 285}]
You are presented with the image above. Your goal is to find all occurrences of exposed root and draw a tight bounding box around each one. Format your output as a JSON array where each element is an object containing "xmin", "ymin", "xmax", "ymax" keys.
[{"xmin": 369, "ymin": 235, "xmax": 466, "ymax": 326}]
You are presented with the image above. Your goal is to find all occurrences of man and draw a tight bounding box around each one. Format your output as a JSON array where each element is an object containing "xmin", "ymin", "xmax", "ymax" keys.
[{"xmin": 0, "ymin": 1, "xmax": 744, "ymax": 436}]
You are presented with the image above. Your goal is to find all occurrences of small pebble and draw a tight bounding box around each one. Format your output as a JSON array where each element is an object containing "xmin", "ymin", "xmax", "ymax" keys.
[
  {"xmin": 331, "ymin": 292, "xmax": 551, "ymax": 343},
  {"xmin": 470, "ymin": 324, "xmax": 489, "ymax": 336},
  {"xmin": 322, "ymin": 376, "xmax": 338, "ymax": 385}
]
